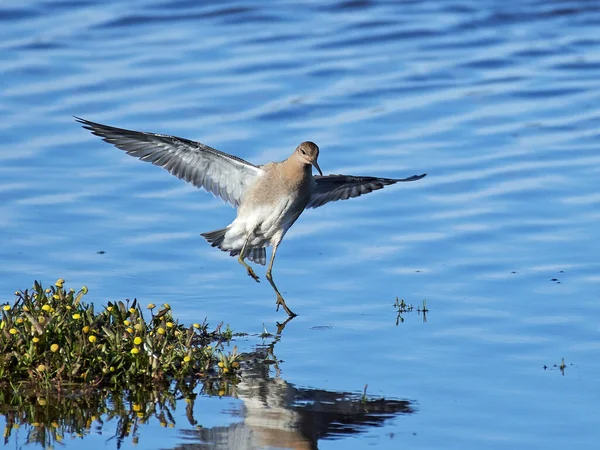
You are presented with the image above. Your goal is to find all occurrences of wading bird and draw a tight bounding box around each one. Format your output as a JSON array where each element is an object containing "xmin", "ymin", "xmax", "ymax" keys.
[{"xmin": 76, "ymin": 118, "xmax": 426, "ymax": 316}]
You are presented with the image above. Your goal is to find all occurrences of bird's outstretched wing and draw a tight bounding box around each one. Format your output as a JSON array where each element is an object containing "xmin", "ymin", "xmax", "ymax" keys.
[
  {"xmin": 307, "ymin": 173, "xmax": 426, "ymax": 209},
  {"xmin": 75, "ymin": 117, "xmax": 262, "ymax": 208}
]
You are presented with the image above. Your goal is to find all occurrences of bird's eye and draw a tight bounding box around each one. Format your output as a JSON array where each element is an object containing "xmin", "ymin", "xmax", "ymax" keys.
[{"xmin": 301, "ymin": 149, "xmax": 306, "ymax": 155}]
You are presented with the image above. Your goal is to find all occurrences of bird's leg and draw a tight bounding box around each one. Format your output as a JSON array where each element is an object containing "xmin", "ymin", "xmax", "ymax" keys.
[
  {"xmin": 266, "ymin": 242, "xmax": 297, "ymax": 317},
  {"xmin": 275, "ymin": 315, "xmax": 295, "ymax": 334},
  {"xmin": 238, "ymin": 234, "xmax": 260, "ymax": 283}
]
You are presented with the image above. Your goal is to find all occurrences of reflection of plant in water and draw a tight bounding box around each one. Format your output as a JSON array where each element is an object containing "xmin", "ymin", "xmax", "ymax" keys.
[
  {"xmin": 393, "ymin": 297, "xmax": 429, "ymax": 325},
  {"xmin": 0, "ymin": 378, "xmax": 238, "ymax": 448},
  {"xmin": 543, "ymin": 358, "xmax": 570, "ymax": 376}
]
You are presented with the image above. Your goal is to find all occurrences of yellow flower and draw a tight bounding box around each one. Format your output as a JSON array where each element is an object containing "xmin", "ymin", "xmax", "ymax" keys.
[
  {"xmin": 217, "ymin": 361, "xmax": 224, "ymax": 368},
  {"xmin": 107, "ymin": 306, "xmax": 113, "ymax": 312},
  {"xmin": 37, "ymin": 365, "xmax": 46, "ymax": 373},
  {"xmin": 134, "ymin": 337, "xmax": 142, "ymax": 345},
  {"xmin": 51, "ymin": 421, "xmax": 59, "ymax": 428},
  {"xmin": 32, "ymin": 337, "xmax": 40, "ymax": 343},
  {"xmin": 166, "ymin": 321, "xmax": 174, "ymax": 328},
  {"xmin": 160, "ymin": 421, "xmax": 167, "ymax": 427},
  {"xmin": 50, "ymin": 344, "xmax": 59, "ymax": 352},
  {"xmin": 45, "ymin": 288, "xmax": 51, "ymax": 293},
  {"xmin": 131, "ymin": 348, "xmax": 140, "ymax": 355},
  {"xmin": 82, "ymin": 326, "xmax": 90, "ymax": 333},
  {"xmin": 66, "ymin": 305, "xmax": 71, "ymax": 310},
  {"xmin": 2, "ymin": 305, "xmax": 10, "ymax": 311},
  {"xmin": 136, "ymin": 412, "xmax": 144, "ymax": 418},
  {"xmin": 134, "ymin": 323, "xmax": 143, "ymax": 332},
  {"xmin": 52, "ymin": 294, "xmax": 60, "ymax": 300},
  {"xmin": 124, "ymin": 319, "xmax": 131, "ymax": 326},
  {"xmin": 193, "ymin": 323, "xmax": 200, "ymax": 329},
  {"xmin": 23, "ymin": 306, "xmax": 29, "ymax": 312},
  {"xmin": 126, "ymin": 327, "xmax": 134, "ymax": 334},
  {"xmin": 72, "ymin": 313, "xmax": 81, "ymax": 320},
  {"xmin": 174, "ymin": 330, "xmax": 181, "ymax": 336},
  {"xmin": 88, "ymin": 335, "xmax": 97, "ymax": 343},
  {"xmin": 16, "ymin": 318, "xmax": 24, "ymax": 324},
  {"xmin": 42, "ymin": 304, "xmax": 51, "ymax": 312},
  {"xmin": 157, "ymin": 327, "xmax": 165, "ymax": 335},
  {"xmin": 223, "ymin": 368, "xmax": 229, "ymax": 373},
  {"xmin": 55, "ymin": 278, "xmax": 65, "ymax": 288},
  {"xmin": 38, "ymin": 316, "xmax": 46, "ymax": 324},
  {"xmin": 109, "ymin": 366, "xmax": 115, "ymax": 372},
  {"xmin": 132, "ymin": 404, "xmax": 141, "ymax": 412},
  {"xmin": 147, "ymin": 303, "xmax": 155, "ymax": 309},
  {"xmin": 183, "ymin": 356, "xmax": 191, "ymax": 362},
  {"xmin": 9, "ymin": 328, "xmax": 17, "ymax": 335},
  {"xmin": 129, "ymin": 308, "xmax": 136, "ymax": 314},
  {"xmin": 163, "ymin": 303, "xmax": 171, "ymax": 310},
  {"xmin": 81, "ymin": 286, "xmax": 88, "ymax": 295}
]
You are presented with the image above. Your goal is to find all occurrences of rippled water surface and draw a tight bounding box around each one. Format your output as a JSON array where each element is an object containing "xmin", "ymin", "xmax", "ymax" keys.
[{"xmin": 2, "ymin": 0, "xmax": 600, "ymax": 448}]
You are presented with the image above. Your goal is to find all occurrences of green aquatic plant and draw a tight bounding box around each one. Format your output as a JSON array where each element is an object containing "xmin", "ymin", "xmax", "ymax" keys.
[
  {"xmin": 393, "ymin": 297, "xmax": 429, "ymax": 325},
  {"xmin": 0, "ymin": 280, "xmax": 240, "ymax": 390}
]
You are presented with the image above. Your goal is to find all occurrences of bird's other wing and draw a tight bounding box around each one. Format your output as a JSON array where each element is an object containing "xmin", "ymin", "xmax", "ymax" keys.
[
  {"xmin": 306, "ymin": 173, "xmax": 426, "ymax": 209},
  {"xmin": 75, "ymin": 117, "xmax": 263, "ymax": 208}
]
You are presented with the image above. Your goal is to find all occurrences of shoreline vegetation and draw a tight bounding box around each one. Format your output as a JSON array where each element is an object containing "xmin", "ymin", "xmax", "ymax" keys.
[{"xmin": 0, "ymin": 280, "xmax": 242, "ymax": 447}]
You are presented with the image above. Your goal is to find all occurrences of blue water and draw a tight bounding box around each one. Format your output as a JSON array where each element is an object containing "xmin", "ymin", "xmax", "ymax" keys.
[{"xmin": 2, "ymin": 0, "xmax": 600, "ymax": 448}]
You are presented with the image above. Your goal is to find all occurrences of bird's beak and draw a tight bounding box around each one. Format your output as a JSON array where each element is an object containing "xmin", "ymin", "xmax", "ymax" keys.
[{"xmin": 312, "ymin": 160, "xmax": 323, "ymax": 176}]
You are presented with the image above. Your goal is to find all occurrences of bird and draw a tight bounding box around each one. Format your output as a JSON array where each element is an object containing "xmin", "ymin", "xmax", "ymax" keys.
[
  {"xmin": 76, "ymin": 117, "xmax": 426, "ymax": 317},
  {"xmin": 192, "ymin": 339, "xmax": 413, "ymax": 449}
]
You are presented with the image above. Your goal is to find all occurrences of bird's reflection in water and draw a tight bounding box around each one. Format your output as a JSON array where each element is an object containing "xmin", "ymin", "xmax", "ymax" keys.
[{"xmin": 176, "ymin": 338, "xmax": 414, "ymax": 450}]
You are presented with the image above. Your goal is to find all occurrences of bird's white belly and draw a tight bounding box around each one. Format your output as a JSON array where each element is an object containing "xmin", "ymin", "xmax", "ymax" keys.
[{"xmin": 221, "ymin": 195, "xmax": 300, "ymax": 251}]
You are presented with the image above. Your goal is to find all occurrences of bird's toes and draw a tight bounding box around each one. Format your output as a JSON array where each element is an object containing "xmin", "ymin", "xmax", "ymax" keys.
[{"xmin": 247, "ymin": 268, "xmax": 260, "ymax": 283}]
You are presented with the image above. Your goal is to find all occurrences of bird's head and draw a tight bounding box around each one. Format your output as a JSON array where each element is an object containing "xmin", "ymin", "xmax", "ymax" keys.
[{"xmin": 295, "ymin": 141, "xmax": 322, "ymax": 176}]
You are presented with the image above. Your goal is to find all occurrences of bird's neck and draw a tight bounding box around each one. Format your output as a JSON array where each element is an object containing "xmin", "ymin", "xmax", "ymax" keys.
[{"xmin": 281, "ymin": 157, "xmax": 312, "ymax": 186}]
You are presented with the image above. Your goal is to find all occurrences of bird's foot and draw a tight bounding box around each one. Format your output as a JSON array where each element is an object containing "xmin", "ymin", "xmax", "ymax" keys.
[
  {"xmin": 247, "ymin": 267, "xmax": 260, "ymax": 283},
  {"xmin": 276, "ymin": 315, "xmax": 296, "ymax": 334},
  {"xmin": 275, "ymin": 295, "xmax": 297, "ymax": 317}
]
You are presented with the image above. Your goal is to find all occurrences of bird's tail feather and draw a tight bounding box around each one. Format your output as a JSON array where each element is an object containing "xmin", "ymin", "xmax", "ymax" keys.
[
  {"xmin": 201, "ymin": 227, "xmax": 228, "ymax": 249},
  {"xmin": 227, "ymin": 247, "xmax": 266, "ymax": 266},
  {"xmin": 201, "ymin": 227, "xmax": 267, "ymax": 266},
  {"xmin": 247, "ymin": 247, "xmax": 266, "ymax": 266}
]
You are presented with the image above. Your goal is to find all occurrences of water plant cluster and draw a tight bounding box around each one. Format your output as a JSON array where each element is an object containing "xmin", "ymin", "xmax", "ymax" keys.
[
  {"xmin": 393, "ymin": 297, "xmax": 429, "ymax": 325},
  {"xmin": 0, "ymin": 280, "xmax": 240, "ymax": 390}
]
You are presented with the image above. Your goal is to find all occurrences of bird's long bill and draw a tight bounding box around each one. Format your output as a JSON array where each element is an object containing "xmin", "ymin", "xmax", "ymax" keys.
[{"xmin": 312, "ymin": 160, "xmax": 323, "ymax": 176}]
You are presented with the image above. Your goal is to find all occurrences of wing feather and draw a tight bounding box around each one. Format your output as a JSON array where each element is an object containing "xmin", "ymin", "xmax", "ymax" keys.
[
  {"xmin": 307, "ymin": 173, "xmax": 426, "ymax": 209},
  {"xmin": 75, "ymin": 117, "xmax": 262, "ymax": 207}
]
